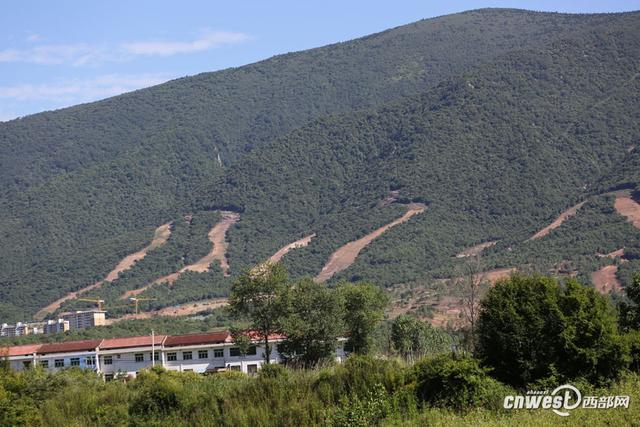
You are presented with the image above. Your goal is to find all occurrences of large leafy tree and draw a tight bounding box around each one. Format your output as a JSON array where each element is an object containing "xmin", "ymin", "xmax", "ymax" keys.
[
  {"xmin": 620, "ymin": 273, "xmax": 640, "ymax": 331},
  {"xmin": 391, "ymin": 314, "xmax": 451, "ymax": 361},
  {"xmin": 278, "ymin": 278, "xmax": 343, "ymax": 367},
  {"xmin": 476, "ymin": 275, "xmax": 628, "ymax": 387},
  {"xmin": 337, "ymin": 282, "xmax": 389, "ymax": 355},
  {"xmin": 228, "ymin": 262, "xmax": 289, "ymax": 364}
]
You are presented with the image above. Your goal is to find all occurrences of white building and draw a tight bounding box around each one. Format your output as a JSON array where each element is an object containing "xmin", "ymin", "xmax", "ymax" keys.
[
  {"xmin": 0, "ymin": 330, "xmax": 347, "ymax": 379},
  {"xmin": 1, "ymin": 322, "xmax": 42, "ymax": 338}
]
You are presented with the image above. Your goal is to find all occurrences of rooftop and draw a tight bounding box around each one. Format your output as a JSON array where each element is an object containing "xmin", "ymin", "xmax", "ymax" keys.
[
  {"xmin": 101, "ymin": 335, "xmax": 167, "ymax": 349},
  {"xmin": 164, "ymin": 331, "xmax": 231, "ymax": 347}
]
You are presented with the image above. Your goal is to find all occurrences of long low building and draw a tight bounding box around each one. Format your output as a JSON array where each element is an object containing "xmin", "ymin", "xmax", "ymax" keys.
[{"xmin": 0, "ymin": 330, "xmax": 347, "ymax": 379}]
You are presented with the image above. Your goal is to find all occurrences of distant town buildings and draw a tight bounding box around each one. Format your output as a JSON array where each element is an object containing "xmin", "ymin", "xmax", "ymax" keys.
[
  {"xmin": 1, "ymin": 310, "xmax": 105, "ymax": 339},
  {"xmin": 0, "ymin": 322, "xmax": 44, "ymax": 337}
]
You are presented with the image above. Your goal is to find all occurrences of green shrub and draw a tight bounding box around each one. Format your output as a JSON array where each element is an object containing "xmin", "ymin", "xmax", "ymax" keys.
[{"xmin": 412, "ymin": 355, "xmax": 509, "ymax": 411}]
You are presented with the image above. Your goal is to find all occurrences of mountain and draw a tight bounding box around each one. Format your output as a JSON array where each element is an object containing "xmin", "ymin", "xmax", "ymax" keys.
[{"xmin": 1, "ymin": 9, "xmax": 639, "ymax": 321}]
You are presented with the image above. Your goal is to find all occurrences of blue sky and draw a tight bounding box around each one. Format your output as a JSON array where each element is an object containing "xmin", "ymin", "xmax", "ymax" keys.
[{"xmin": 1, "ymin": 1, "xmax": 638, "ymax": 121}]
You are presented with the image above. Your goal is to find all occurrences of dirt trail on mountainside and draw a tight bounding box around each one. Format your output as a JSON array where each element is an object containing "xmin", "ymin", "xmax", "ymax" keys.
[
  {"xmin": 105, "ymin": 298, "xmax": 229, "ymax": 323},
  {"xmin": 597, "ymin": 248, "xmax": 625, "ymax": 259},
  {"xmin": 592, "ymin": 265, "xmax": 623, "ymax": 294},
  {"xmin": 314, "ymin": 203, "xmax": 426, "ymax": 283},
  {"xmin": 529, "ymin": 201, "xmax": 585, "ymax": 240},
  {"xmin": 122, "ymin": 212, "xmax": 239, "ymax": 299},
  {"xmin": 269, "ymin": 234, "xmax": 316, "ymax": 263},
  {"xmin": 615, "ymin": 194, "xmax": 640, "ymax": 229},
  {"xmin": 455, "ymin": 241, "xmax": 498, "ymax": 258},
  {"xmin": 35, "ymin": 223, "xmax": 172, "ymax": 320}
]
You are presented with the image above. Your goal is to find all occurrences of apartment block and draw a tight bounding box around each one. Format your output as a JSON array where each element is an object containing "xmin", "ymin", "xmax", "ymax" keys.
[
  {"xmin": 43, "ymin": 319, "xmax": 70, "ymax": 335},
  {"xmin": 62, "ymin": 310, "xmax": 106, "ymax": 330}
]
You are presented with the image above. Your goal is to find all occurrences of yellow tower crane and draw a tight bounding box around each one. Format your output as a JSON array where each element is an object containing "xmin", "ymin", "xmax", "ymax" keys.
[
  {"xmin": 77, "ymin": 298, "xmax": 105, "ymax": 311},
  {"xmin": 129, "ymin": 297, "xmax": 157, "ymax": 315}
]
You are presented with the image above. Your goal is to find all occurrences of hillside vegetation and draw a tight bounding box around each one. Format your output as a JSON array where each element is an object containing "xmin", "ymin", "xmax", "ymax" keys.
[{"xmin": 1, "ymin": 9, "xmax": 640, "ymax": 320}]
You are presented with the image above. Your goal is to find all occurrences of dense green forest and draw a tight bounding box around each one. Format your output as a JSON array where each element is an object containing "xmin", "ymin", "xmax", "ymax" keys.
[{"xmin": 1, "ymin": 9, "xmax": 640, "ymax": 321}]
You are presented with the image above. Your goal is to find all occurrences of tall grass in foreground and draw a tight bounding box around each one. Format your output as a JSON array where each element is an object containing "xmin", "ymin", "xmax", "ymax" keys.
[{"xmin": 2, "ymin": 357, "xmax": 638, "ymax": 426}]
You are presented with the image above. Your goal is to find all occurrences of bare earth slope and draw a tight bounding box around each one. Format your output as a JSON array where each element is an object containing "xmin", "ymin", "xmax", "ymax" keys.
[
  {"xmin": 592, "ymin": 265, "xmax": 623, "ymax": 294},
  {"xmin": 105, "ymin": 298, "xmax": 229, "ymax": 324},
  {"xmin": 269, "ymin": 234, "xmax": 316, "ymax": 263},
  {"xmin": 35, "ymin": 223, "xmax": 171, "ymax": 320},
  {"xmin": 314, "ymin": 204, "xmax": 426, "ymax": 283},
  {"xmin": 615, "ymin": 194, "xmax": 640, "ymax": 229},
  {"xmin": 529, "ymin": 201, "xmax": 586, "ymax": 240},
  {"xmin": 122, "ymin": 212, "xmax": 239, "ymax": 299},
  {"xmin": 455, "ymin": 241, "xmax": 498, "ymax": 258}
]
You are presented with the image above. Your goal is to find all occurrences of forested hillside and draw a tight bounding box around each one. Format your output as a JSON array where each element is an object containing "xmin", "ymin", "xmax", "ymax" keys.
[
  {"xmin": 205, "ymin": 15, "xmax": 640, "ymax": 286},
  {"xmin": 1, "ymin": 9, "xmax": 639, "ymax": 321}
]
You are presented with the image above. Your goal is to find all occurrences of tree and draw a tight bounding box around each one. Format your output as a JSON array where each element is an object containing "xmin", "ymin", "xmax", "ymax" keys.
[
  {"xmin": 556, "ymin": 280, "xmax": 629, "ymax": 384},
  {"xmin": 476, "ymin": 275, "xmax": 628, "ymax": 387},
  {"xmin": 278, "ymin": 278, "xmax": 343, "ymax": 367},
  {"xmin": 230, "ymin": 326, "xmax": 252, "ymax": 359},
  {"xmin": 337, "ymin": 282, "xmax": 389, "ymax": 355},
  {"xmin": 456, "ymin": 255, "xmax": 491, "ymax": 352},
  {"xmin": 228, "ymin": 262, "xmax": 289, "ymax": 364},
  {"xmin": 391, "ymin": 315, "xmax": 451, "ymax": 361},
  {"xmin": 619, "ymin": 273, "xmax": 640, "ymax": 331}
]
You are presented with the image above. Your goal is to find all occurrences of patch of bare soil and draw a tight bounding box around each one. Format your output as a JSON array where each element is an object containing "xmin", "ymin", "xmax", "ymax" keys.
[
  {"xmin": 105, "ymin": 298, "xmax": 229, "ymax": 324},
  {"xmin": 615, "ymin": 194, "xmax": 640, "ymax": 229},
  {"xmin": 592, "ymin": 265, "xmax": 623, "ymax": 294},
  {"xmin": 183, "ymin": 211, "xmax": 239, "ymax": 275},
  {"xmin": 121, "ymin": 212, "xmax": 239, "ymax": 299},
  {"xmin": 388, "ymin": 267, "xmax": 516, "ymax": 328},
  {"xmin": 455, "ymin": 241, "xmax": 498, "ymax": 258},
  {"xmin": 35, "ymin": 223, "xmax": 172, "ymax": 320},
  {"xmin": 529, "ymin": 201, "xmax": 585, "ymax": 240},
  {"xmin": 269, "ymin": 234, "xmax": 316, "ymax": 263},
  {"xmin": 105, "ymin": 223, "xmax": 172, "ymax": 282},
  {"xmin": 314, "ymin": 203, "xmax": 426, "ymax": 283}
]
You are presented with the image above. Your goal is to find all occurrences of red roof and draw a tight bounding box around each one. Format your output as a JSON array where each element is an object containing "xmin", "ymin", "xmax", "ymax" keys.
[
  {"xmin": 0, "ymin": 344, "xmax": 42, "ymax": 357},
  {"xmin": 100, "ymin": 335, "xmax": 166, "ymax": 350},
  {"xmin": 38, "ymin": 339, "xmax": 103, "ymax": 354},
  {"xmin": 164, "ymin": 331, "xmax": 230, "ymax": 347},
  {"xmin": 245, "ymin": 330, "xmax": 286, "ymax": 341},
  {"xmin": 0, "ymin": 330, "xmax": 287, "ymax": 357}
]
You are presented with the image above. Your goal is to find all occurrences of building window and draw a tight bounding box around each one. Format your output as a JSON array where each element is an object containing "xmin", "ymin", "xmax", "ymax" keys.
[
  {"xmin": 229, "ymin": 347, "xmax": 240, "ymax": 357},
  {"xmin": 135, "ymin": 353, "xmax": 144, "ymax": 363},
  {"xmin": 230, "ymin": 365, "xmax": 241, "ymax": 371},
  {"xmin": 213, "ymin": 349, "xmax": 224, "ymax": 358},
  {"xmin": 86, "ymin": 357, "xmax": 94, "ymax": 366},
  {"xmin": 167, "ymin": 352, "xmax": 177, "ymax": 361},
  {"xmin": 22, "ymin": 361, "xmax": 31, "ymax": 369},
  {"xmin": 247, "ymin": 346, "xmax": 257, "ymax": 356},
  {"xmin": 104, "ymin": 373, "xmax": 114, "ymax": 382},
  {"xmin": 182, "ymin": 351, "xmax": 193, "ymax": 360},
  {"xmin": 55, "ymin": 359, "xmax": 64, "ymax": 368},
  {"xmin": 103, "ymin": 355, "xmax": 113, "ymax": 365},
  {"xmin": 183, "ymin": 369, "xmax": 193, "ymax": 372},
  {"xmin": 70, "ymin": 358, "xmax": 80, "ymax": 367},
  {"xmin": 153, "ymin": 352, "xmax": 160, "ymax": 361},
  {"xmin": 198, "ymin": 350, "xmax": 208, "ymax": 359},
  {"xmin": 40, "ymin": 360, "xmax": 49, "ymax": 368},
  {"xmin": 247, "ymin": 364, "xmax": 258, "ymax": 375}
]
